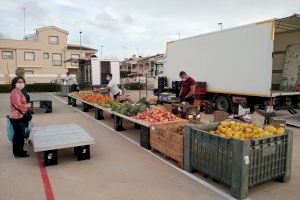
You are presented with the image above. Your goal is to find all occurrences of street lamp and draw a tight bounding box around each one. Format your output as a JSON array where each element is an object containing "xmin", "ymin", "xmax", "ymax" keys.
[
  {"xmin": 79, "ymin": 31, "xmax": 82, "ymax": 54},
  {"xmin": 100, "ymin": 45, "xmax": 104, "ymax": 59},
  {"xmin": 218, "ymin": 23, "xmax": 223, "ymax": 31}
]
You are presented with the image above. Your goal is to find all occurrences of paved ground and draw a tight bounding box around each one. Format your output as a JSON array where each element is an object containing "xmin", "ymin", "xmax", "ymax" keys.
[{"xmin": 0, "ymin": 92, "xmax": 299, "ymax": 200}]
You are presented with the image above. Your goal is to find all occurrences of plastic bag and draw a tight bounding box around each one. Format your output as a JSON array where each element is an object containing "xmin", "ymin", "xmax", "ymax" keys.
[
  {"xmin": 6, "ymin": 116, "xmax": 14, "ymax": 142},
  {"xmin": 6, "ymin": 116, "xmax": 32, "ymax": 142}
]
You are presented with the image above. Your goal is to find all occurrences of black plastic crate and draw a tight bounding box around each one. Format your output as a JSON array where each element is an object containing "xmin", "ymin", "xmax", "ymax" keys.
[
  {"xmin": 43, "ymin": 150, "xmax": 58, "ymax": 166},
  {"xmin": 30, "ymin": 100, "xmax": 52, "ymax": 113},
  {"xmin": 184, "ymin": 123, "xmax": 293, "ymax": 199},
  {"xmin": 74, "ymin": 145, "xmax": 91, "ymax": 160}
]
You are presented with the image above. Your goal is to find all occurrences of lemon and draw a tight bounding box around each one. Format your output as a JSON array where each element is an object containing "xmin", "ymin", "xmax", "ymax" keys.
[
  {"xmin": 262, "ymin": 131, "xmax": 270, "ymax": 138},
  {"xmin": 276, "ymin": 127, "xmax": 285, "ymax": 135},
  {"xmin": 221, "ymin": 128, "xmax": 227, "ymax": 134}
]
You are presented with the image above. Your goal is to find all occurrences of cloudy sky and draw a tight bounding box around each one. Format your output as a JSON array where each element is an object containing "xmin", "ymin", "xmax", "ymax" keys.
[{"xmin": 0, "ymin": 0, "xmax": 299, "ymax": 59}]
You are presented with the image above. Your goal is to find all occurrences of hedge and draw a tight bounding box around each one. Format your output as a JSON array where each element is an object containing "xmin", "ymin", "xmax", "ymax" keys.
[
  {"xmin": 124, "ymin": 82, "xmax": 144, "ymax": 90},
  {"xmin": 0, "ymin": 83, "xmax": 58, "ymax": 93},
  {"xmin": 120, "ymin": 71, "xmax": 131, "ymax": 78}
]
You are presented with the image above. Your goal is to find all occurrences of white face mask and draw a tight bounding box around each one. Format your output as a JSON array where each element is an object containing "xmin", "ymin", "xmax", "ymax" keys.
[
  {"xmin": 106, "ymin": 77, "xmax": 111, "ymax": 81},
  {"xmin": 16, "ymin": 83, "xmax": 25, "ymax": 90}
]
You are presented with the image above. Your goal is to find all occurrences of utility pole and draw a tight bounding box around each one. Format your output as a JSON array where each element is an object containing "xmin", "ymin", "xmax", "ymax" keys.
[
  {"xmin": 100, "ymin": 45, "xmax": 104, "ymax": 59},
  {"xmin": 79, "ymin": 31, "xmax": 82, "ymax": 55},
  {"xmin": 23, "ymin": 7, "xmax": 26, "ymax": 39},
  {"xmin": 218, "ymin": 22, "xmax": 223, "ymax": 31}
]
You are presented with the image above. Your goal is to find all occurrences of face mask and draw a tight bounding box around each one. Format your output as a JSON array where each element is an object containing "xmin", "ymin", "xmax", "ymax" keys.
[
  {"xmin": 106, "ymin": 77, "xmax": 110, "ymax": 81},
  {"xmin": 182, "ymin": 78, "xmax": 187, "ymax": 81},
  {"xmin": 16, "ymin": 83, "xmax": 25, "ymax": 90}
]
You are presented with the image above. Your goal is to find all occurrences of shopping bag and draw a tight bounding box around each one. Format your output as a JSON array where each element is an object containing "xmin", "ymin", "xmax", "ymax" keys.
[
  {"xmin": 6, "ymin": 116, "xmax": 14, "ymax": 142},
  {"xmin": 6, "ymin": 116, "xmax": 32, "ymax": 141},
  {"xmin": 24, "ymin": 120, "xmax": 32, "ymax": 139}
]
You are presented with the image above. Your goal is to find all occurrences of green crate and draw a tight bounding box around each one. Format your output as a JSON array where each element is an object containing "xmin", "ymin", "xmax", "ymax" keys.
[{"xmin": 184, "ymin": 123, "xmax": 293, "ymax": 199}]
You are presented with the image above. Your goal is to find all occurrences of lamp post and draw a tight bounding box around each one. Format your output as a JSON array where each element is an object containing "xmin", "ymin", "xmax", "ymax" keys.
[
  {"xmin": 218, "ymin": 23, "xmax": 223, "ymax": 31},
  {"xmin": 79, "ymin": 31, "xmax": 82, "ymax": 55},
  {"xmin": 100, "ymin": 45, "xmax": 104, "ymax": 59}
]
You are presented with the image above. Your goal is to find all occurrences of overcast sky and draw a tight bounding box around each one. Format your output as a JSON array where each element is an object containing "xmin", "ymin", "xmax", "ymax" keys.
[{"xmin": 0, "ymin": 0, "xmax": 299, "ymax": 59}]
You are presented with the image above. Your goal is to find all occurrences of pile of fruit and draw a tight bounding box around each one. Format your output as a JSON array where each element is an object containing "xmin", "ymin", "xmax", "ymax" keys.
[
  {"xmin": 210, "ymin": 121, "xmax": 286, "ymax": 140},
  {"xmin": 71, "ymin": 91, "xmax": 93, "ymax": 99},
  {"xmin": 134, "ymin": 108, "xmax": 183, "ymax": 125},
  {"xmin": 81, "ymin": 93, "xmax": 111, "ymax": 104}
]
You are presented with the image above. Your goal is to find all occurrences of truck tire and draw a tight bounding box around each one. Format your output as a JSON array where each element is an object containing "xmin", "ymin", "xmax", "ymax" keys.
[{"xmin": 215, "ymin": 96, "xmax": 230, "ymax": 112}]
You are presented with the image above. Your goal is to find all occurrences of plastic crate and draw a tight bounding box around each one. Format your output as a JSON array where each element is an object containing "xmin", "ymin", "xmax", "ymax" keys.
[
  {"xmin": 184, "ymin": 123, "xmax": 293, "ymax": 199},
  {"xmin": 30, "ymin": 100, "xmax": 52, "ymax": 113}
]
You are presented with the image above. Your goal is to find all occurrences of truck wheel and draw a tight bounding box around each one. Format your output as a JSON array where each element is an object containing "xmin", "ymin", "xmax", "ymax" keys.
[{"xmin": 215, "ymin": 96, "xmax": 230, "ymax": 112}]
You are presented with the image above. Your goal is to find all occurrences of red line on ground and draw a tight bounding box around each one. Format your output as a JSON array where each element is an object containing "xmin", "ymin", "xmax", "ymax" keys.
[{"xmin": 37, "ymin": 153, "xmax": 55, "ymax": 200}]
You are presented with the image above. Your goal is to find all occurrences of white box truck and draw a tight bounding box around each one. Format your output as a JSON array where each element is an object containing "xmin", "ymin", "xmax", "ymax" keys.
[
  {"xmin": 159, "ymin": 14, "xmax": 300, "ymax": 112},
  {"xmin": 90, "ymin": 58, "xmax": 120, "ymax": 86},
  {"xmin": 78, "ymin": 58, "xmax": 120, "ymax": 88}
]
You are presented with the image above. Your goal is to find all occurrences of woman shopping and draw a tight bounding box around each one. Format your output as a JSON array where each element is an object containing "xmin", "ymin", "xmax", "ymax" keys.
[{"xmin": 9, "ymin": 77, "xmax": 31, "ymax": 157}]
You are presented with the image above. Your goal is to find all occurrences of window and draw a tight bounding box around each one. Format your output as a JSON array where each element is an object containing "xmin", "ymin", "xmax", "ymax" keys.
[
  {"xmin": 52, "ymin": 53, "xmax": 62, "ymax": 66},
  {"xmin": 48, "ymin": 36, "xmax": 59, "ymax": 44},
  {"xmin": 24, "ymin": 52, "xmax": 35, "ymax": 61},
  {"xmin": 71, "ymin": 54, "xmax": 80, "ymax": 66},
  {"xmin": 2, "ymin": 51, "xmax": 13, "ymax": 59},
  {"xmin": 43, "ymin": 53, "xmax": 49, "ymax": 59}
]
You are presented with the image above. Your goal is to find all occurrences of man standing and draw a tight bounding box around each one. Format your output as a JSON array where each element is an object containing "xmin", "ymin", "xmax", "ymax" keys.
[
  {"xmin": 101, "ymin": 73, "xmax": 121, "ymax": 100},
  {"xmin": 178, "ymin": 71, "xmax": 196, "ymax": 105}
]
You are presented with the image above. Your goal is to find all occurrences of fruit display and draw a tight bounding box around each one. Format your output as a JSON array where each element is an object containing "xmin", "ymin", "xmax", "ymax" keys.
[
  {"xmin": 81, "ymin": 93, "xmax": 111, "ymax": 104},
  {"xmin": 148, "ymin": 98, "xmax": 157, "ymax": 105},
  {"xmin": 210, "ymin": 121, "xmax": 286, "ymax": 140},
  {"xmin": 71, "ymin": 91, "xmax": 93, "ymax": 99},
  {"xmin": 134, "ymin": 108, "xmax": 184, "ymax": 125},
  {"xmin": 71, "ymin": 91, "xmax": 112, "ymax": 104},
  {"xmin": 114, "ymin": 102, "xmax": 147, "ymax": 116}
]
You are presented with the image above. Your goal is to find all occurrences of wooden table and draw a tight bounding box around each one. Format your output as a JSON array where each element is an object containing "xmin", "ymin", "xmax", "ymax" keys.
[{"xmin": 31, "ymin": 124, "xmax": 95, "ymax": 166}]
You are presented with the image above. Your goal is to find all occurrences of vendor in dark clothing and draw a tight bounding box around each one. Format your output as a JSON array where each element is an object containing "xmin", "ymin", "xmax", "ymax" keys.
[{"xmin": 179, "ymin": 71, "xmax": 196, "ymax": 105}]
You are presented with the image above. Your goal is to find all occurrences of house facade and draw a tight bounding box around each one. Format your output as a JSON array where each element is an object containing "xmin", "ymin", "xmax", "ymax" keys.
[
  {"xmin": 120, "ymin": 54, "xmax": 164, "ymax": 75},
  {"xmin": 0, "ymin": 26, "xmax": 97, "ymax": 83}
]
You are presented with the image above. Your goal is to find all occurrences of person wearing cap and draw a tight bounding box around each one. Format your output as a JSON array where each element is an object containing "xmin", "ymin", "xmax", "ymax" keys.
[{"xmin": 178, "ymin": 71, "xmax": 196, "ymax": 105}]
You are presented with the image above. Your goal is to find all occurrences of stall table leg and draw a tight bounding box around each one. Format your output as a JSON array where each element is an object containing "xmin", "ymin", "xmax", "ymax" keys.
[
  {"xmin": 134, "ymin": 123, "xmax": 141, "ymax": 129},
  {"xmin": 95, "ymin": 108, "xmax": 104, "ymax": 120},
  {"xmin": 71, "ymin": 98, "xmax": 77, "ymax": 107},
  {"xmin": 114, "ymin": 116, "xmax": 125, "ymax": 131},
  {"xmin": 82, "ymin": 103, "xmax": 89, "ymax": 112},
  {"xmin": 140, "ymin": 126, "xmax": 151, "ymax": 150},
  {"xmin": 43, "ymin": 150, "xmax": 58, "ymax": 166},
  {"xmin": 67, "ymin": 96, "xmax": 72, "ymax": 105}
]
